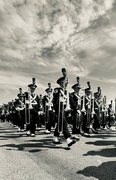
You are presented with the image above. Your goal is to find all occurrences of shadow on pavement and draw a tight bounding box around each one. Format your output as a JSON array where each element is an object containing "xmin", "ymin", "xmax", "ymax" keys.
[
  {"xmin": 77, "ymin": 161, "xmax": 116, "ymax": 180},
  {"xmin": 83, "ymin": 147, "xmax": 116, "ymax": 157},
  {"xmin": 0, "ymin": 137, "xmax": 72, "ymax": 152},
  {"xmin": 86, "ymin": 140, "xmax": 116, "ymax": 146}
]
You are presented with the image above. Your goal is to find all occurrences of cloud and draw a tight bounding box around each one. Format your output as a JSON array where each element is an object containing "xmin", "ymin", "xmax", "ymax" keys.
[{"xmin": 0, "ymin": 0, "xmax": 116, "ymax": 103}]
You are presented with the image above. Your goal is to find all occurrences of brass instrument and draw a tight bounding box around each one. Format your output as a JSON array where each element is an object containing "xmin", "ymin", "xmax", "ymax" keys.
[
  {"xmin": 104, "ymin": 96, "xmax": 108, "ymax": 117},
  {"xmin": 81, "ymin": 94, "xmax": 86, "ymax": 113},
  {"xmin": 83, "ymin": 81, "xmax": 92, "ymax": 128},
  {"xmin": 25, "ymin": 77, "xmax": 37, "ymax": 124},
  {"xmin": 25, "ymin": 90, "xmax": 30, "ymax": 125},
  {"xmin": 91, "ymin": 93, "xmax": 95, "ymax": 116},
  {"xmin": 57, "ymin": 68, "xmax": 69, "ymax": 133},
  {"xmin": 39, "ymin": 95, "xmax": 43, "ymax": 110},
  {"xmin": 57, "ymin": 91, "xmax": 61, "ymax": 133},
  {"xmin": 62, "ymin": 68, "xmax": 71, "ymax": 111},
  {"xmin": 110, "ymin": 100, "xmax": 115, "ymax": 118},
  {"xmin": 115, "ymin": 98, "xmax": 116, "ymax": 119},
  {"xmin": 46, "ymin": 83, "xmax": 53, "ymax": 111},
  {"xmin": 15, "ymin": 101, "xmax": 25, "ymax": 111},
  {"xmin": 44, "ymin": 83, "xmax": 53, "ymax": 124},
  {"xmin": 74, "ymin": 77, "xmax": 82, "ymax": 129},
  {"xmin": 16, "ymin": 88, "xmax": 25, "ymax": 111},
  {"xmin": 38, "ymin": 94, "xmax": 44, "ymax": 115}
]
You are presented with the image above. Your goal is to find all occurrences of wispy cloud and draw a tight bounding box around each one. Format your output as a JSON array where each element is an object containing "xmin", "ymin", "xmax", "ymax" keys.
[{"xmin": 0, "ymin": 0, "xmax": 116, "ymax": 103}]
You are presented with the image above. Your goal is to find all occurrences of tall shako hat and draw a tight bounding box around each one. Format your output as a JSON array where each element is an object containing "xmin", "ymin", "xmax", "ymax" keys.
[
  {"xmin": 72, "ymin": 77, "xmax": 81, "ymax": 89},
  {"xmin": 62, "ymin": 68, "xmax": 67, "ymax": 78},
  {"xmin": 61, "ymin": 68, "xmax": 68, "ymax": 86},
  {"xmin": 94, "ymin": 86, "xmax": 101, "ymax": 97},
  {"xmin": 45, "ymin": 83, "xmax": 53, "ymax": 93},
  {"xmin": 98, "ymin": 86, "xmax": 101, "ymax": 94},
  {"xmin": 56, "ymin": 68, "xmax": 67, "ymax": 85},
  {"xmin": 28, "ymin": 78, "xmax": 37, "ymax": 89},
  {"xmin": 85, "ymin": 81, "xmax": 92, "ymax": 93},
  {"xmin": 17, "ymin": 88, "xmax": 25, "ymax": 97},
  {"xmin": 109, "ymin": 100, "xmax": 113, "ymax": 107}
]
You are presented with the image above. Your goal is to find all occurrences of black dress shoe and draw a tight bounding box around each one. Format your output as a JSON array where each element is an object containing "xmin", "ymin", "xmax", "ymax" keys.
[
  {"xmin": 84, "ymin": 132, "xmax": 90, "ymax": 137},
  {"xmin": 68, "ymin": 139, "xmax": 76, "ymax": 147},
  {"xmin": 53, "ymin": 140, "xmax": 61, "ymax": 144},
  {"xmin": 91, "ymin": 127, "xmax": 98, "ymax": 134}
]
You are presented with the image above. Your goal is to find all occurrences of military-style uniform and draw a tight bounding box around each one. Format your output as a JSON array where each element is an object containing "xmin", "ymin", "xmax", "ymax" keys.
[
  {"xmin": 100, "ymin": 96, "xmax": 107, "ymax": 129},
  {"xmin": 81, "ymin": 82, "xmax": 92, "ymax": 136},
  {"xmin": 107, "ymin": 101, "xmax": 115, "ymax": 129},
  {"xmin": 16, "ymin": 88, "xmax": 25, "ymax": 132},
  {"xmin": 36, "ymin": 94, "xmax": 44, "ymax": 129},
  {"xmin": 92, "ymin": 87, "xmax": 101, "ymax": 132},
  {"xmin": 70, "ymin": 77, "xmax": 82, "ymax": 139},
  {"xmin": 53, "ymin": 73, "xmax": 76, "ymax": 147},
  {"xmin": 26, "ymin": 78, "xmax": 40, "ymax": 136},
  {"xmin": 11, "ymin": 100, "xmax": 17, "ymax": 126},
  {"xmin": 43, "ymin": 83, "xmax": 55, "ymax": 134}
]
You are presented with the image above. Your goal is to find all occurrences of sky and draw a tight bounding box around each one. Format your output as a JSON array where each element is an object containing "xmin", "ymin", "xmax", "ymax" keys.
[{"xmin": 0, "ymin": 0, "xmax": 116, "ymax": 107}]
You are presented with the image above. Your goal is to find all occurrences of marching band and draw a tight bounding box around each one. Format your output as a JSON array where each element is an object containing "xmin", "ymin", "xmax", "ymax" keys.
[{"xmin": 0, "ymin": 68, "xmax": 116, "ymax": 148}]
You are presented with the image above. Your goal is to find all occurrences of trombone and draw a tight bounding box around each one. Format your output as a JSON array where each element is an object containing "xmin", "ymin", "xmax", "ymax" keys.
[
  {"xmin": 91, "ymin": 93, "xmax": 95, "ymax": 118},
  {"xmin": 25, "ymin": 89, "xmax": 31, "ymax": 125}
]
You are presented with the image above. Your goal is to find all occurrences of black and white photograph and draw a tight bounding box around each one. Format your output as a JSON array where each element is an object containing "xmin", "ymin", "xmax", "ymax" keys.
[{"xmin": 0, "ymin": 0, "xmax": 116, "ymax": 179}]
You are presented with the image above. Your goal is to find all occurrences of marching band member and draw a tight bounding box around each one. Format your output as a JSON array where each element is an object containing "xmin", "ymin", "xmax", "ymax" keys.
[
  {"xmin": 16, "ymin": 88, "xmax": 25, "ymax": 132},
  {"xmin": 43, "ymin": 83, "xmax": 55, "ymax": 134},
  {"xmin": 100, "ymin": 96, "xmax": 107, "ymax": 129},
  {"xmin": 107, "ymin": 100, "xmax": 115, "ymax": 130},
  {"xmin": 92, "ymin": 87, "xmax": 101, "ymax": 133},
  {"xmin": 0, "ymin": 105, "xmax": 6, "ymax": 122},
  {"xmin": 36, "ymin": 94, "xmax": 44, "ymax": 130},
  {"xmin": 26, "ymin": 78, "xmax": 40, "ymax": 137},
  {"xmin": 11, "ymin": 100, "xmax": 18, "ymax": 127},
  {"xmin": 81, "ymin": 82, "xmax": 92, "ymax": 137},
  {"xmin": 70, "ymin": 77, "xmax": 82, "ymax": 140},
  {"xmin": 53, "ymin": 68, "xmax": 76, "ymax": 147}
]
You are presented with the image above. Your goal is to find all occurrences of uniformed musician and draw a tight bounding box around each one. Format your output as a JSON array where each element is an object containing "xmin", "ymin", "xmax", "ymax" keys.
[
  {"xmin": 11, "ymin": 100, "xmax": 18, "ymax": 127},
  {"xmin": 70, "ymin": 77, "xmax": 82, "ymax": 140},
  {"xmin": 43, "ymin": 83, "xmax": 55, "ymax": 134},
  {"xmin": 53, "ymin": 69, "xmax": 76, "ymax": 147},
  {"xmin": 92, "ymin": 87, "xmax": 101, "ymax": 133},
  {"xmin": 16, "ymin": 88, "xmax": 25, "ymax": 132},
  {"xmin": 107, "ymin": 100, "xmax": 115, "ymax": 129},
  {"xmin": 26, "ymin": 78, "xmax": 40, "ymax": 137},
  {"xmin": 100, "ymin": 95, "xmax": 107, "ymax": 129},
  {"xmin": 81, "ymin": 82, "xmax": 92, "ymax": 137},
  {"xmin": 36, "ymin": 94, "xmax": 44, "ymax": 130}
]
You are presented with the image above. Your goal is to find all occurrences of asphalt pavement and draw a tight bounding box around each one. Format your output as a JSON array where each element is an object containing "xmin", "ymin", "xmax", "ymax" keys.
[{"xmin": 0, "ymin": 122, "xmax": 116, "ymax": 180}]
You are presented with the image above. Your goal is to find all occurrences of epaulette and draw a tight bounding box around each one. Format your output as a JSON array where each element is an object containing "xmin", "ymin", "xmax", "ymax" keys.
[{"xmin": 54, "ymin": 87, "xmax": 62, "ymax": 94}]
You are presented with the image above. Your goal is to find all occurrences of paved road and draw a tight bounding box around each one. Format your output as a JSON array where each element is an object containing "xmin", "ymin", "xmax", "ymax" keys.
[{"xmin": 0, "ymin": 122, "xmax": 116, "ymax": 180}]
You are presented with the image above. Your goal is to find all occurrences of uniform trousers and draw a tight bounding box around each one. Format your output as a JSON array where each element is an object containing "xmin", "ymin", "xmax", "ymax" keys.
[
  {"xmin": 54, "ymin": 110, "xmax": 71, "ymax": 139},
  {"xmin": 45, "ymin": 110, "xmax": 55, "ymax": 131},
  {"xmin": 71, "ymin": 110, "xmax": 81, "ymax": 134},
  {"xmin": 26, "ymin": 109, "xmax": 38, "ymax": 134}
]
